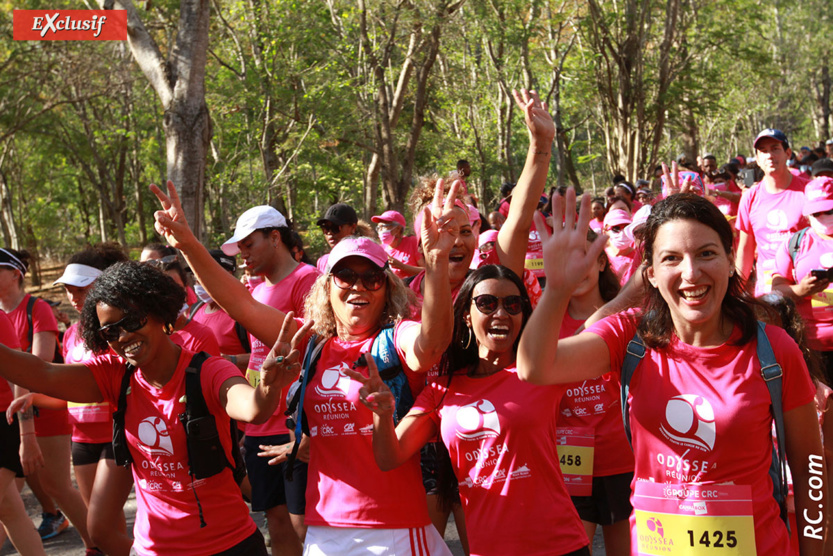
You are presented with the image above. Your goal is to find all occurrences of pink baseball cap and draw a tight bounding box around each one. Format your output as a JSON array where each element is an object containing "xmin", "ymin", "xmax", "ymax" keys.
[
  {"xmin": 803, "ymin": 177, "xmax": 833, "ymax": 216},
  {"xmin": 479, "ymin": 229, "xmax": 499, "ymax": 247},
  {"xmin": 603, "ymin": 208, "xmax": 632, "ymax": 229},
  {"xmin": 371, "ymin": 210, "xmax": 407, "ymax": 227},
  {"xmin": 325, "ymin": 237, "xmax": 389, "ymax": 273}
]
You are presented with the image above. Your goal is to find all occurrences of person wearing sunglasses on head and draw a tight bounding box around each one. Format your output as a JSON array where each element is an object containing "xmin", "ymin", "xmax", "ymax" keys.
[
  {"xmin": 316, "ymin": 203, "xmax": 359, "ymax": 274},
  {"xmin": 0, "ymin": 260, "xmax": 305, "ymax": 555},
  {"xmin": 151, "ymin": 179, "xmax": 459, "ymax": 554},
  {"xmin": 351, "ymin": 263, "xmax": 590, "ymax": 556}
]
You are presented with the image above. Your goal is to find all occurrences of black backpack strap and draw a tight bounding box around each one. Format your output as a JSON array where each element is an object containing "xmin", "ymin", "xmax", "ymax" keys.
[
  {"xmin": 112, "ymin": 362, "xmax": 138, "ymax": 467},
  {"xmin": 620, "ymin": 333, "xmax": 646, "ymax": 447},
  {"xmin": 187, "ymin": 301, "xmax": 205, "ymax": 323},
  {"xmin": 25, "ymin": 296, "xmax": 36, "ymax": 354},
  {"xmin": 787, "ymin": 228, "xmax": 809, "ymax": 268},
  {"xmin": 756, "ymin": 321, "xmax": 790, "ymax": 531},
  {"xmin": 284, "ymin": 335, "xmax": 326, "ymax": 480},
  {"xmin": 234, "ymin": 322, "xmax": 250, "ymax": 353}
]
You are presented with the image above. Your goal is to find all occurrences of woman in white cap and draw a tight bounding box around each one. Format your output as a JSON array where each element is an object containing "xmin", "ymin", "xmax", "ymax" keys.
[
  {"xmin": 152, "ymin": 178, "xmax": 460, "ymax": 555},
  {"xmin": 371, "ymin": 210, "xmax": 422, "ymax": 279}
]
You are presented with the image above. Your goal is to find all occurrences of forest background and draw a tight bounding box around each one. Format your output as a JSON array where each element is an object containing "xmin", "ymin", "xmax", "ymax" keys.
[{"xmin": 1, "ymin": 0, "xmax": 831, "ymax": 284}]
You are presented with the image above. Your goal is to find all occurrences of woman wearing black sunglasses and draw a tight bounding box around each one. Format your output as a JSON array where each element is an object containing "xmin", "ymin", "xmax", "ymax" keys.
[
  {"xmin": 0, "ymin": 260, "xmax": 306, "ymax": 555},
  {"xmin": 151, "ymin": 179, "xmax": 460, "ymax": 554},
  {"xmin": 351, "ymin": 264, "xmax": 590, "ymax": 556}
]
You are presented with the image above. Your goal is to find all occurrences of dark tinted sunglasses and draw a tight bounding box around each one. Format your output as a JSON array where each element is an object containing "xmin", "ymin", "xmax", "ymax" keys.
[
  {"xmin": 472, "ymin": 294, "xmax": 523, "ymax": 315},
  {"xmin": 320, "ymin": 223, "xmax": 341, "ymax": 234},
  {"xmin": 98, "ymin": 314, "xmax": 148, "ymax": 343},
  {"xmin": 331, "ymin": 266, "xmax": 387, "ymax": 291}
]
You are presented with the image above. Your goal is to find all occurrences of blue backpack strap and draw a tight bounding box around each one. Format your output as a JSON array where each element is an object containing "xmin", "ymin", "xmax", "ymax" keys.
[
  {"xmin": 787, "ymin": 227, "xmax": 809, "ymax": 268},
  {"xmin": 620, "ymin": 333, "xmax": 646, "ymax": 447},
  {"xmin": 370, "ymin": 325, "xmax": 411, "ymax": 424},
  {"xmin": 284, "ymin": 334, "xmax": 326, "ymax": 480},
  {"xmin": 756, "ymin": 320, "xmax": 790, "ymax": 531}
]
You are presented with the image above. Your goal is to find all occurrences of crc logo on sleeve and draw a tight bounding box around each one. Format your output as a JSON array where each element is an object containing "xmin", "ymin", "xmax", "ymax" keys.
[
  {"xmin": 13, "ymin": 10, "xmax": 127, "ymax": 41},
  {"xmin": 455, "ymin": 399, "xmax": 501, "ymax": 440},
  {"xmin": 660, "ymin": 394, "xmax": 716, "ymax": 452},
  {"xmin": 137, "ymin": 416, "xmax": 174, "ymax": 457}
]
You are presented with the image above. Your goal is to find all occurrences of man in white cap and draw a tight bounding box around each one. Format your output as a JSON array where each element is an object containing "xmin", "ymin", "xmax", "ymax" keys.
[
  {"xmin": 736, "ymin": 128, "xmax": 810, "ymax": 296},
  {"xmin": 221, "ymin": 206, "xmax": 319, "ymax": 555}
]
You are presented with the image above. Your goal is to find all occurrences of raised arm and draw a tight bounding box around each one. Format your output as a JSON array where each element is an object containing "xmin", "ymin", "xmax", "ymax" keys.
[
  {"xmin": 496, "ymin": 89, "xmax": 555, "ymax": 277},
  {"xmin": 517, "ymin": 189, "xmax": 612, "ymax": 385},
  {"xmin": 398, "ymin": 179, "xmax": 459, "ymax": 372},
  {"xmin": 0, "ymin": 344, "xmax": 101, "ymax": 403},
  {"xmin": 151, "ymin": 181, "xmax": 292, "ymax": 347}
]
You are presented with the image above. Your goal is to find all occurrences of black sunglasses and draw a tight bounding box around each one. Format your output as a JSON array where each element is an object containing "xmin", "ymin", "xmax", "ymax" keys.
[
  {"xmin": 813, "ymin": 208, "xmax": 833, "ymax": 217},
  {"xmin": 98, "ymin": 314, "xmax": 148, "ymax": 343},
  {"xmin": 472, "ymin": 294, "xmax": 523, "ymax": 315},
  {"xmin": 331, "ymin": 266, "xmax": 387, "ymax": 291},
  {"xmin": 320, "ymin": 223, "xmax": 341, "ymax": 234}
]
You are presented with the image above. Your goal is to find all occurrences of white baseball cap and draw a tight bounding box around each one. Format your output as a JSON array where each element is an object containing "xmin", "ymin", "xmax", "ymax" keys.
[{"xmin": 222, "ymin": 206, "xmax": 288, "ymax": 255}]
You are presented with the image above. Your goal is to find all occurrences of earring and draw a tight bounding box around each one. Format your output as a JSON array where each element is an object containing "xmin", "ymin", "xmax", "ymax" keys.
[
  {"xmin": 461, "ymin": 326, "xmax": 473, "ymax": 349},
  {"xmin": 163, "ymin": 322, "xmax": 175, "ymax": 335},
  {"xmin": 729, "ymin": 269, "xmax": 735, "ymax": 277}
]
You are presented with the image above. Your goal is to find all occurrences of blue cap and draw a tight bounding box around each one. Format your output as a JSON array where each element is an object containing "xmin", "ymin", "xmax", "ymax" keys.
[{"xmin": 754, "ymin": 128, "xmax": 789, "ymax": 150}]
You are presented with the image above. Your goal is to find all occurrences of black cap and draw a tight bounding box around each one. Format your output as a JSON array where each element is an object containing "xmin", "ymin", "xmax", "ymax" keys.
[
  {"xmin": 811, "ymin": 158, "xmax": 833, "ymax": 177},
  {"xmin": 208, "ymin": 249, "xmax": 237, "ymax": 273},
  {"xmin": 754, "ymin": 128, "xmax": 789, "ymax": 151},
  {"xmin": 316, "ymin": 203, "xmax": 358, "ymax": 227}
]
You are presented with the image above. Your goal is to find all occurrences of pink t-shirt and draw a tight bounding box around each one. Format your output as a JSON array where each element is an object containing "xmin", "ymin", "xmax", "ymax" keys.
[
  {"xmin": 172, "ymin": 318, "xmax": 220, "ymax": 356},
  {"xmin": 7, "ymin": 294, "xmax": 58, "ymax": 354},
  {"xmin": 0, "ymin": 312, "xmax": 20, "ymax": 412},
  {"xmin": 709, "ymin": 179, "xmax": 742, "ymax": 217},
  {"xmin": 589, "ymin": 219, "xmax": 604, "ymax": 234},
  {"xmin": 524, "ymin": 215, "xmax": 551, "ymax": 279},
  {"xmin": 63, "ymin": 323, "xmax": 111, "ymax": 444},
  {"xmin": 303, "ymin": 320, "xmax": 431, "ymax": 528},
  {"xmin": 384, "ymin": 236, "xmax": 420, "ymax": 280},
  {"xmin": 412, "ymin": 366, "xmax": 588, "ymax": 556},
  {"xmin": 586, "ymin": 312, "xmax": 815, "ymax": 555},
  {"xmin": 86, "ymin": 350, "xmax": 255, "ymax": 555},
  {"xmin": 736, "ymin": 174, "xmax": 809, "ymax": 296},
  {"xmin": 190, "ymin": 304, "xmax": 247, "ymax": 356},
  {"xmin": 773, "ymin": 227, "xmax": 833, "ymax": 350},
  {"xmin": 558, "ymin": 313, "xmax": 634, "ymax": 477},
  {"xmin": 247, "ymin": 263, "xmax": 319, "ymax": 437}
]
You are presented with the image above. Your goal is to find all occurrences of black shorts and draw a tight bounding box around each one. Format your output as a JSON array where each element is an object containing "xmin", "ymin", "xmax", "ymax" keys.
[
  {"xmin": 0, "ymin": 414, "xmax": 23, "ymax": 477},
  {"xmin": 419, "ymin": 441, "xmax": 461, "ymax": 503},
  {"xmin": 212, "ymin": 528, "xmax": 268, "ymax": 556},
  {"xmin": 243, "ymin": 434, "xmax": 307, "ymax": 514},
  {"xmin": 71, "ymin": 441, "xmax": 115, "ymax": 466},
  {"xmin": 570, "ymin": 472, "xmax": 634, "ymax": 525}
]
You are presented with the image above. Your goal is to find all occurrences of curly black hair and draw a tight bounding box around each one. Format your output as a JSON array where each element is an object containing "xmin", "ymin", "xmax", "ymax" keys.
[
  {"xmin": 67, "ymin": 242, "xmax": 128, "ymax": 270},
  {"xmin": 80, "ymin": 261, "xmax": 185, "ymax": 353}
]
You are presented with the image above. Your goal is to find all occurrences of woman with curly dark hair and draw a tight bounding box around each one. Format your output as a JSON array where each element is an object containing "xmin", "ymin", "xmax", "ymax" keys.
[
  {"xmin": 352, "ymin": 264, "xmax": 589, "ymax": 556},
  {"xmin": 0, "ymin": 260, "xmax": 304, "ymax": 555},
  {"xmin": 520, "ymin": 191, "xmax": 826, "ymax": 555}
]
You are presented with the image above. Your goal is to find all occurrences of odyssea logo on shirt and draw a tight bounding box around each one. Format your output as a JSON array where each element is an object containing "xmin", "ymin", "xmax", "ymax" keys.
[
  {"xmin": 766, "ymin": 209, "xmax": 788, "ymax": 232},
  {"xmin": 455, "ymin": 399, "xmax": 501, "ymax": 440},
  {"xmin": 13, "ymin": 10, "xmax": 127, "ymax": 41},
  {"xmin": 314, "ymin": 362, "xmax": 353, "ymax": 397},
  {"xmin": 660, "ymin": 394, "xmax": 716, "ymax": 452},
  {"xmin": 136, "ymin": 416, "xmax": 174, "ymax": 457}
]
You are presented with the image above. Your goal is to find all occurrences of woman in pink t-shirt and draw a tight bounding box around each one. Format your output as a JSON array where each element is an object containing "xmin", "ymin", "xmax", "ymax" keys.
[
  {"xmin": 352, "ymin": 264, "xmax": 590, "ymax": 556},
  {"xmin": 0, "ymin": 261, "xmax": 299, "ymax": 555},
  {"xmin": 152, "ymin": 179, "xmax": 461, "ymax": 555},
  {"xmin": 519, "ymin": 192, "xmax": 825, "ymax": 556}
]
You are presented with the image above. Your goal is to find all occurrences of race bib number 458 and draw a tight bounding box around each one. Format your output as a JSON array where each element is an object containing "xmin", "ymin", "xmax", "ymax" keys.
[{"xmin": 632, "ymin": 482, "xmax": 756, "ymax": 555}]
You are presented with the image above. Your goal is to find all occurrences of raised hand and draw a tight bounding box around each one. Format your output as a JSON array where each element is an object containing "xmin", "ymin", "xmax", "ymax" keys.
[
  {"xmin": 344, "ymin": 352, "xmax": 395, "ymax": 419},
  {"xmin": 150, "ymin": 180, "xmax": 198, "ymax": 250},
  {"xmin": 512, "ymin": 89, "xmax": 555, "ymax": 145},
  {"xmin": 420, "ymin": 178, "xmax": 463, "ymax": 264},
  {"xmin": 260, "ymin": 313, "xmax": 313, "ymax": 391},
  {"xmin": 661, "ymin": 162, "xmax": 698, "ymax": 196},
  {"xmin": 540, "ymin": 188, "xmax": 608, "ymax": 294}
]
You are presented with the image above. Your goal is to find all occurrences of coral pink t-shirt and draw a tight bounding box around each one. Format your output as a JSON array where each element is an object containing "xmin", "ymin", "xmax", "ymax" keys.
[
  {"xmin": 303, "ymin": 320, "xmax": 431, "ymax": 529},
  {"xmin": 586, "ymin": 313, "xmax": 815, "ymax": 555},
  {"xmin": 190, "ymin": 304, "xmax": 247, "ymax": 356},
  {"xmin": 709, "ymin": 179, "xmax": 742, "ymax": 217},
  {"xmin": 172, "ymin": 318, "xmax": 220, "ymax": 356},
  {"xmin": 63, "ymin": 323, "xmax": 111, "ymax": 444},
  {"xmin": 773, "ymin": 227, "xmax": 833, "ymax": 351},
  {"xmin": 247, "ymin": 263, "xmax": 319, "ymax": 437},
  {"xmin": 558, "ymin": 313, "xmax": 634, "ymax": 477},
  {"xmin": 0, "ymin": 311, "xmax": 20, "ymax": 412},
  {"xmin": 384, "ymin": 236, "xmax": 420, "ymax": 280},
  {"xmin": 524, "ymin": 215, "xmax": 551, "ymax": 279},
  {"xmin": 736, "ymin": 174, "xmax": 809, "ymax": 296},
  {"xmin": 412, "ymin": 366, "xmax": 588, "ymax": 556},
  {"xmin": 86, "ymin": 350, "xmax": 255, "ymax": 555}
]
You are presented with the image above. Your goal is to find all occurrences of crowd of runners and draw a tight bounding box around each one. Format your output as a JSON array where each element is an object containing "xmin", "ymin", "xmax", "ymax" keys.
[{"xmin": 0, "ymin": 89, "xmax": 829, "ymax": 555}]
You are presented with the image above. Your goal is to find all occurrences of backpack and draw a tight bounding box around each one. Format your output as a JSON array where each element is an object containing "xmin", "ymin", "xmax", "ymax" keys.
[
  {"xmin": 282, "ymin": 325, "xmax": 412, "ymax": 479},
  {"xmin": 619, "ymin": 321, "xmax": 790, "ymax": 530},
  {"xmin": 187, "ymin": 301, "xmax": 251, "ymax": 353},
  {"xmin": 112, "ymin": 351, "xmax": 246, "ymax": 528},
  {"xmin": 25, "ymin": 296, "xmax": 63, "ymax": 362},
  {"xmin": 787, "ymin": 227, "xmax": 809, "ymax": 269}
]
